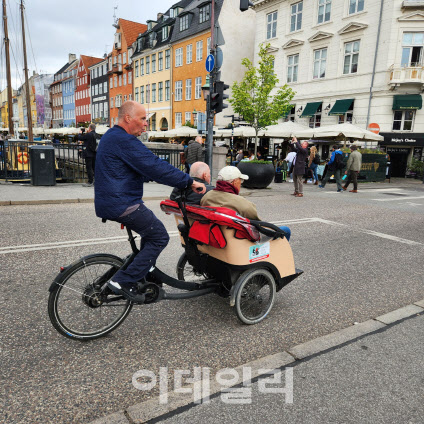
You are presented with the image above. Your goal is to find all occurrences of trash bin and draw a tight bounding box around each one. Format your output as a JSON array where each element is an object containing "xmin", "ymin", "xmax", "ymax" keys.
[{"xmin": 29, "ymin": 145, "xmax": 56, "ymax": 186}]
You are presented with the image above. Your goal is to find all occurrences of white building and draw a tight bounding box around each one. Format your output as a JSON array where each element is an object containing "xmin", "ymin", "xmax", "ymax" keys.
[{"xmin": 252, "ymin": 0, "xmax": 424, "ymax": 176}]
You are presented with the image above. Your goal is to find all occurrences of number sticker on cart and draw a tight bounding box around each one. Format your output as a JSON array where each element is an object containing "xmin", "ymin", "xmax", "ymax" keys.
[{"xmin": 249, "ymin": 242, "xmax": 270, "ymax": 263}]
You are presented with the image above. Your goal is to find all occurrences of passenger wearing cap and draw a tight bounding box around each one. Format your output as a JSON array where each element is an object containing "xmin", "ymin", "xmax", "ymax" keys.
[{"xmin": 200, "ymin": 166, "xmax": 291, "ymax": 241}]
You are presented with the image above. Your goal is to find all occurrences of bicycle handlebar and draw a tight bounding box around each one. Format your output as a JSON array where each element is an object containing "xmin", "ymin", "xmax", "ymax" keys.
[{"xmin": 249, "ymin": 220, "xmax": 288, "ymax": 239}]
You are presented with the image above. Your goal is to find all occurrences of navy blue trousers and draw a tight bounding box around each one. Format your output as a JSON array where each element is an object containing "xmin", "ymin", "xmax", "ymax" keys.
[{"xmin": 112, "ymin": 204, "xmax": 170, "ymax": 285}]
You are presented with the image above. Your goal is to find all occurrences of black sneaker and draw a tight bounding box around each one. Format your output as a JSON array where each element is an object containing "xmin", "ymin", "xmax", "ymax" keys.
[{"xmin": 107, "ymin": 280, "xmax": 146, "ymax": 303}]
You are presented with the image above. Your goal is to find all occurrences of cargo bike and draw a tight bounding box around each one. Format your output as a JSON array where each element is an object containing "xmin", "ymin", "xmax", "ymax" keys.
[{"xmin": 48, "ymin": 193, "xmax": 303, "ymax": 340}]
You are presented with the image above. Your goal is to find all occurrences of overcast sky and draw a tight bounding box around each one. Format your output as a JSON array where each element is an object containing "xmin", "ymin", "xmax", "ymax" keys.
[{"xmin": 1, "ymin": 0, "xmax": 175, "ymax": 90}]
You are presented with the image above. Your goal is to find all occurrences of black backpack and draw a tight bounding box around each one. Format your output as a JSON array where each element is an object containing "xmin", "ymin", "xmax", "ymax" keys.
[
  {"xmin": 335, "ymin": 153, "xmax": 345, "ymax": 170},
  {"xmin": 313, "ymin": 153, "xmax": 320, "ymax": 164}
]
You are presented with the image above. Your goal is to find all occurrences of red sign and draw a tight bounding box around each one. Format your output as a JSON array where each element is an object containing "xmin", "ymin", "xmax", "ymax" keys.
[{"xmin": 368, "ymin": 123, "xmax": 380, "ymax": 134}]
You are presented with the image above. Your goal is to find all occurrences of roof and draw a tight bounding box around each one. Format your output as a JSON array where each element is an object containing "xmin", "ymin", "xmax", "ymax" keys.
[
  {"xmin": 80, "ymin": 55, "xmax": 103, "ymax": 70},
  {"xmin": 119, "ymin": 18, "xmax": 148, "ymax": 46}
]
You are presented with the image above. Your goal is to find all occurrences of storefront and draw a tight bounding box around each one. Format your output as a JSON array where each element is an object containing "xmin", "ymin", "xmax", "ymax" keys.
[{"xmin": 379, "ymin": 132, "xmax": 424, "ymax": 177}]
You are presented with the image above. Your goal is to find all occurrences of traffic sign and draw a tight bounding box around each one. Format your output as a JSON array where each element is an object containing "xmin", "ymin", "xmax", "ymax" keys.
[
  {"xmin": 367, "ymin": 123, "xmax": 380, "ymax": 134},
  {"xmin": 205, "ymin": 54, "xmax": 215, "ymax": 72}
]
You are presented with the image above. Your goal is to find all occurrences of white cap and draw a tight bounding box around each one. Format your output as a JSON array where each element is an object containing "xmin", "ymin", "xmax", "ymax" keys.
[{"xmin": 217, "ymin": 166, "xmax": 249, "ymax": 181}]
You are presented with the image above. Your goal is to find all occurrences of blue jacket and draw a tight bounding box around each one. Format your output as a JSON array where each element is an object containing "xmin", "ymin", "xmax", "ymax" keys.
[
  {"xmin": 94, "ymin": 125, "xmax": 193, "ymax": 219},
  {"xmin": 327, "ymin": 149, "xmax": 343, "ymax": 170}
]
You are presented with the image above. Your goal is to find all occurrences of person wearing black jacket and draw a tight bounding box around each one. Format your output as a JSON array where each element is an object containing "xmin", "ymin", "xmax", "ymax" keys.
[{"xmin": 78, "ymin": 123, "xmax": 97, "ymax": 187}]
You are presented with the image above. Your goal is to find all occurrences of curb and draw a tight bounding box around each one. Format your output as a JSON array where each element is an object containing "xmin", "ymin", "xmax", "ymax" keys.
[
  {"xmin": 0, "ymin": 196, "xmax": 168, "ymax": 206},
  {"xmin": 90, "ymin": 299, "xmax": 424, "ymax": 424}
]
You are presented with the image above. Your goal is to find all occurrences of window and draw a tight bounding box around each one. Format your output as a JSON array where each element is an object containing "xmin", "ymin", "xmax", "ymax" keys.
[
  {"xmin": 195, "ymin": 77, "xmax": 202, "ymax": 99},
  {"xmin": 104, "ymin": 82, "xmax": 107, "ymax": 93},
  {"xmin": 123, "ymin": 52, "xmax": 127, "ymax": 64},
  {"xmin": 158, "ymin": 52, "xmax": 163, "ymax": 71},
  {"xmin": 140, "ymin": 58, "xmax": 144, "ymax": 75},
  {"xmin": 99, "ymin": 84, "xmax": 103, "ymax": 94},
  {"xmin": 135, "ymin": 60, "xmax": 139, "ymax": 77},
  {"xmin": 186, "ymin": 79, "xmax": 192, "ymax": 100},
  {"xmin": 349, "ymin": 0, "xmax": 364, "ymax": 15},
  {"xmin": 309, "ymin": 104, "xmax": 322, "ymax": 128},
  {"xmin": 162, "ymin": 26, "xmax": 169, "ymax": 40},
  {"xmin": 165, "ymin": 49, "xmax": 170, "ymax": 69},
  {"xmin": 207, "ymin": 37, "xmax": 211, "ymax": 54},
  {"xmin": 128, "ymin": 72, "xmax": 132, "ymax": 84},
  {"xmin": 187, "ymin": 44, "xmax": 192, "ymax": 64},
  {"xmin": 317, "ymin": 0, "xmax": 331, "ymax": 24},
  {"xmin": 110, "ymin": 97, "xmax": 114, "ymax": 108},
  {"xmin": 313, "ymin": 48, "xmax": 327, "ymax": 79},
  {"xmin": 401, "ymin": 33, "xmax": 424, "ymax": 67},
  {"xmin": 165, "ymin": 80, "xmax": 170, "ymax": 101},
  {"xmin": 196, "ymin": 41, "xmax": 203, "ymax": 62},
  {"xmin": 95, "ymin": 85, "xmax": 98, "ymax": 95},
  {"xmin": 393, "ymin": 110, "xmax": 415, "ymax": 131},
  {"xmin": 123, "ymin": 74, "xmax": 127, "ymax": 86},
  {"xmin": 266, "ymin": 11, "xmax": 277, "ymax": 39},
  {"xmin": 140, "ymin": 86, "xmax": 145, "ymax": 104},
  {"xmin": 343, "ymin": 40, "xmax": 360, "ymax": 74},
  {"xmin": 146, "ymin": 84, "xmax": 150, "ymax": 103},
  {"xmin": 175, "ymin": 112, "xmax": 182, "ymax": 128},
  {"xmin": 180, "ymin": 14, "xmax": 190, "ymax": 31},
  {"xmin": 119, "ymin": 75, "xmax": 122, "ymax": 86},
  {"xmin": 185, "ymin": 112, "xmax": 191, "ymax": 124},
  {"xmin": 135, "ymin": 87, "xmax": 139, "ymax": 102},
  {"xmin": 152, "ymin": 83, "xmax": 156, "ymax": 102},
  {"xmin": 158, "ymin": 82, "xmax": 163, "ymax": 102},
  {"xmin": 284, "ymin": 106, "xmax": 296, "ymax": 122},
  {"xmin": 176, "ymin": 48, "xmax": 183, "ymax": 67},
  {"xmin": 114, "ymin": 76, "xmax": 117, "ymax": 87},
  {"xmin": 146, "ymin": 56, "xmax": 150, "ymax": 74},
  {"xmin": 175, "ymin": 80, "xmax": 183, "ymax": 101},
  {"xmin": 287, "ymin": 54, "xmax": 299, "ymax": 82},
  {"xmin": 152, "ymin": 54, "xmax": 156, "ymax": 73},
  {"xmin": 104, "ymin": 102, "xmax": 108, "ymax": 118},
  {"xmin": 199, "ymin": 4, "xmax": 210, "ymax": 23},
  {"xmin": 338, "ymin": 102, "xmax": 354, "ymax": 124},
  {"xmin": 290, "ymin": 2, "xmax": 303, "ymax": 32}
]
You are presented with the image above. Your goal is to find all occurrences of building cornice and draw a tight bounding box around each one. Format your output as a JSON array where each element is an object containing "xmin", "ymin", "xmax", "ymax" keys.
[
  {"xmin": 338, "ymin": 22, "xmax": 368, "ymax": 35},
  {"xmin": 308, "ymin": 31, "xmax": 334, "ymax": 43},
  {"xmin": 282, "ymin": 39, "xmax": 304, "ymax": 49},
  {"xmin": 398, "ymin": 11, "xmax": 424, "ymax": 21}
]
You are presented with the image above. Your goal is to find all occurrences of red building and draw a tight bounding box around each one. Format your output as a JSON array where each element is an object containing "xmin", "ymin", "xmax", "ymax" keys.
[{"xmin": 75, "ymin": 55, "xmax": 103, "ymax": 125}]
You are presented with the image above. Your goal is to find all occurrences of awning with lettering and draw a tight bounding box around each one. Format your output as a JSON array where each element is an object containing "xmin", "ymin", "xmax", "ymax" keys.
[
  {"xmin": 300, "ymin": 102, "xmax": 322, "ymax": 118},
  {"xmin": 328, "ymin": 99, "xmax": 354, "ymax": 116},
  {"xmin": 392, "ymin": 94, "xmax": 422, "ymax": 110}
]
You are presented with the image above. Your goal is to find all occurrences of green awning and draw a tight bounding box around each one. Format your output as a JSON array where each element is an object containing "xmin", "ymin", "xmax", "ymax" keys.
[
  {"xmin": 300, "ymin": 102, "xmax": 322, "ymax": 118},
  {"xmin": 328, "ymin": 98, "xmax": 354, "ymax": 116},
  {"xmin": 392, "ymin": 94, "xmax": 422, "ymax": 110}
]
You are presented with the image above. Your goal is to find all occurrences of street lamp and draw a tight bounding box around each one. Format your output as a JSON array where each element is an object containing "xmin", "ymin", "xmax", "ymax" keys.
[{"xmin": 202, "ymin": 76, "xmax": 210, "ymax": 101}]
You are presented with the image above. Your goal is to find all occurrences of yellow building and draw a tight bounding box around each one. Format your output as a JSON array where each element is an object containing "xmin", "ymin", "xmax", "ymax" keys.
[
  {"xmin": 132, "ymin": 15, "xmax": 174, "ymax": 131},
  {"xmin": 0, "ymin": 88, "xmax": 17, "ymax": 129}
]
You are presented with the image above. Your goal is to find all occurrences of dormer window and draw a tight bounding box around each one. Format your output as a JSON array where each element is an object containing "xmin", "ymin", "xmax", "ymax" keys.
[
  {"xmin": 162, "ymin": 26, "xmax": 169, "ymax": 40},
  {"xmin": 199, "ymin": 4, "xmax": 210, "ymax": 23},
  {"xmin": 170, "ymin": 8, "xmax": 174, "ymax": 18},
  {"xmin": 180, "ymin": 14, "xmax": 190, "ymax": 31}
]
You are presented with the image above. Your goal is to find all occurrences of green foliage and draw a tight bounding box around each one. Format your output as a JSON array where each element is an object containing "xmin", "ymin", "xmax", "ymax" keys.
[
  {"xmin": 229, "ymin": 43, "xmax": 295, "ymax": 154},
  {"xmin": 242, "ymin": 160, "xmax": 272, "ymax": 164},
  {"xmin": 407, "ymin": 158, "xmax": 423, "ymax": 174},
  {"xmin": 341, "ymin": 147, "xmax": 386, "ymax": 155},
  {"xmin": 182, "ymin": 121, "xmax": 196, "ymax": 128}
]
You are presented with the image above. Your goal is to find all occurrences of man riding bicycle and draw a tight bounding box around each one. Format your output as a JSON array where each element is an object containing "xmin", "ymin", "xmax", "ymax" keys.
[{"xmin": 94, "ymin": 101, "xmax": 205, "ymax": 302}]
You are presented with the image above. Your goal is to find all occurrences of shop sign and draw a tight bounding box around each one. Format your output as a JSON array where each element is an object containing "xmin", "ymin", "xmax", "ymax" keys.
[
  {"xmin": 386, "ymin": 147, "xmax": 410, "ymax": 154},
  {"xmin": 380, "ymin": 132, "xmax": 424, "ymax": 147}
]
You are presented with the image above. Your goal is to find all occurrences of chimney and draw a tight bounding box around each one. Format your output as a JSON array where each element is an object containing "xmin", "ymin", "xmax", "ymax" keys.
[
  {"xmin": 157, "ymin": 13, "xmax": 163, "ymax": 20},
  {"xmin": 69, "ymin": 53, "xmax": 76, "ymax": 63}
]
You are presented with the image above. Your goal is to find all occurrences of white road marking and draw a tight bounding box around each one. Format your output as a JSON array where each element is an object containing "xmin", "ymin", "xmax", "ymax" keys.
[
  {"xmin": 372, "ymin": 196, "xmax": 424, "ymax": 202},
  {"xmin": 1, "ymin": 218, "xmax": 422, "ymax": 255}
]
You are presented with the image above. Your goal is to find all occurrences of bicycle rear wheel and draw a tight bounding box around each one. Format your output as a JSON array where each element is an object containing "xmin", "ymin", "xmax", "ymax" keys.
[{"xmin": 48, "ymin": 254, "xmax": 132, "ymax": 340}]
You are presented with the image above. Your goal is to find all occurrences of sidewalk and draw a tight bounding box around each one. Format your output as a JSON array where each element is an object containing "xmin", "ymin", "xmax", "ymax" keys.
[
  {"xmin": 90, "ymin": 301, "xmax": 424, "ymax": 424},
  {"xmin": 0, "ymin": 177, "xmax": 422, "ymax": 206}
]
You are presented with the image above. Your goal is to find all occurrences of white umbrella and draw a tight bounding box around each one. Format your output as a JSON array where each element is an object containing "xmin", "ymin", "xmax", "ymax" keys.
[
  {"xmin": 263, "ymin": 121, "xmax": 312, "ymax": 138},
  {"xmin": 166, "ymin": 126, "xmax": 200, "ymax": 138},
  {"xmin": 307, "ymin": 122, "xmax": 383, "ymax": 141},
  {"xmin": 95, "ymin": 125, "xmax": 109, "ymax": 135}
]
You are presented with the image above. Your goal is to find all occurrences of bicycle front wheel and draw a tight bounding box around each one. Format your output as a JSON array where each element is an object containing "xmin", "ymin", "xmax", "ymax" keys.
[{"xmin": 48, "ymin": 254, "xmax": 132, "ymax": 340}]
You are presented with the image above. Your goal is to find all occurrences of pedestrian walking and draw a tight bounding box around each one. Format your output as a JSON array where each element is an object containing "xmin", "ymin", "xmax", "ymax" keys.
[
  {"xmin": 308, "ymin": 145, "xmax": 320, "ymax": 185},
  {"xmin": 319, "ymin": 145, "xmax": 345, "ymax": 192},
  {"xmin": 342, "ymin": 145, "xmax": 362, "ymax": 193},
  {"xmin": 77, "ymin": 123, "xmax": 97, "ymax": 187},
  {"xmin": 290, "ymin": 137, "xmax": 308, "ymax": 197},
  {"xmin": 185, "ymin": 135, "xmax": 204, "ymax": 172}
]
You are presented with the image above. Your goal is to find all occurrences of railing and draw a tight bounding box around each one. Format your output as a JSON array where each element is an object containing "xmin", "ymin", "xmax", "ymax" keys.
[
  {"xmin": 389, "ymin": 65, "xmax": 424, "ymax": 86},
  {"xmin": 0, "ymin": 140, "xmax": 185, "ymax": 182}
]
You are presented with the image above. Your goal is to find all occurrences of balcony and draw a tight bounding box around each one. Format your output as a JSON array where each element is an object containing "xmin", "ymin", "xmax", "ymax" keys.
[
  {"xmin": 388, "ymin": 65, "xmax": 424, "ymax": 89},
  {"xmin": 111, "ymin": 63, "xmax": 123, "ymax": 74}
]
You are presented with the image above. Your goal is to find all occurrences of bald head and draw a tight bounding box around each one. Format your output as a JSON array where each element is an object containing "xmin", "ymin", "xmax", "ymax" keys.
[
  {"xmin": 190, "ymin": 161, "xmax": 211, "ymax": 184},
  {"xmin": 118, "ymin": 101, "xmax": 148, "ymax": 137},
  {"xmin": 195, "ymin": 135, "xmax": 204, "ymax": 144}
]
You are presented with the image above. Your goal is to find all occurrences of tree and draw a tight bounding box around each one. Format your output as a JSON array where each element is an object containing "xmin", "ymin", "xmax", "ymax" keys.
[{"xmin": 229, "ymin": 43, "xmax": 295, "ymax": 155}]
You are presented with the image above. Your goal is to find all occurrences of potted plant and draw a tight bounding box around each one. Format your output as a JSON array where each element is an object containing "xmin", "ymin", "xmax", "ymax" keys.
[{"xmin": 237, "ymin": 160, "xmax": 275, "ymax": 189}]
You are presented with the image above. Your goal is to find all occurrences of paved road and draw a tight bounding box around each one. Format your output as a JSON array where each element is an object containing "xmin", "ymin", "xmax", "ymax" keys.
[{"xmin": 1, "ymin": 181, "xmax": 423, "ymax": 423}]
